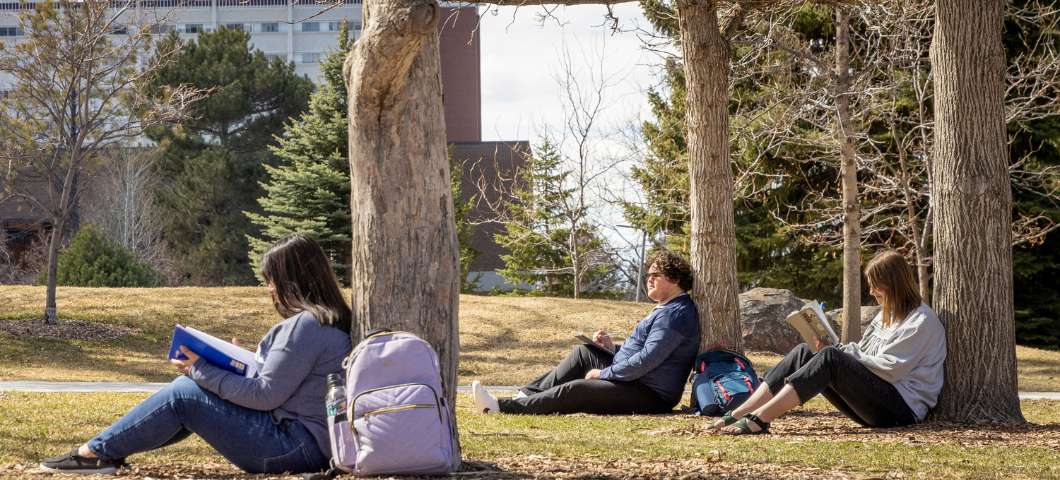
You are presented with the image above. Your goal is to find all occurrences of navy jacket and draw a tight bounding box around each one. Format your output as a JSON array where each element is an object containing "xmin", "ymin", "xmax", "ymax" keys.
[{"xmin": 600, "ymin": 293, "xmax": 701, "ymax": 406}]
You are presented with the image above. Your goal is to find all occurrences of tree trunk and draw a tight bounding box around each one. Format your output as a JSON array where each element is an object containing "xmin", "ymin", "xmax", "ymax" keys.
[
  {"xmin": 43, "ymin": 216, "xmax": 64, "ymax": 324},
  {"xmin": 892, "ymin": 122, "xmax": 929, "ymax": 303},
  {"xmin": 343, "ymin": 0, "xmax": 463, "ymax": 462},
  {"xmin": 834, "ymin": 8, "xmax": 862, "ymax": 344},
  {"xmin": 677, "ymin": 0, "xmax": 744, "ymax": 353},
  {"xmin": 929, "ymin": 0, "xmax": 1024, "ymax": 422}
]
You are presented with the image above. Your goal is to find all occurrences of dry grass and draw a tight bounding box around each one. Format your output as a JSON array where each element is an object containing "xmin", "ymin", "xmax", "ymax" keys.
[
  {"xmin": 1015, "ymin": 345, "xmax": 1060, "ymax": 391},
  {"xmin": 2, "ymin": 392, "xmax": 1058, "ymax": 479},
  {"xmin": 0, "ymin": 286, "xmax": 1058, "ymax": 391}
]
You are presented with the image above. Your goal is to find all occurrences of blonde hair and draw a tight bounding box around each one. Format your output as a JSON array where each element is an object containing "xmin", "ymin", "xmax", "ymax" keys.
[{"xmin": 864, "ymin": 250, "xmax": 923, "ymax": 328}]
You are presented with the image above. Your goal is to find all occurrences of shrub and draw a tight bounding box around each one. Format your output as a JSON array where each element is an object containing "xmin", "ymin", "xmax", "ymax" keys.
[{"xmin": 40, "ymin": 223, "xmax": 161, "ymax": 287}]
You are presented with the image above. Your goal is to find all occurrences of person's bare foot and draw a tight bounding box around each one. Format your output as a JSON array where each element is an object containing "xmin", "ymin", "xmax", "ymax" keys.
[
  {"xmin": 720, "ymin": 413, "xmax": 771, "ymax": 435},
  {"xmin": 712, "ymin": 411, "xmax": 738, "ymax": 430}
]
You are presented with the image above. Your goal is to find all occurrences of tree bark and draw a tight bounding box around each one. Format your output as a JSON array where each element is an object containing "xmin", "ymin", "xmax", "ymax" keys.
[
  {"xmin": 43, "ymin": 217, "xmax": 63, "ymax": 324},
  {"xmin": 929, "ymin": 0, "xmax": 1024, "ymax": 422},
  {"xmin": 834, "ymin": 7, "xmax": 862, "ymax": 344},
  {"xmin": 343, "ymin": 0, "xmax": 463, "ymax": 460},
  {"xmin": 677, "ymin": 0, "xmax": 744, "ymax": 353}
]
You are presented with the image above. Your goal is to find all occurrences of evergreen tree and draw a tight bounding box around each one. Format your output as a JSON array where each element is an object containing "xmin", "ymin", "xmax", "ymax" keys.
[
  {"xmin": 147, "ymin": 27, "xmax": 314, "ymax": 286},
  {"xmin": 450, "ymin": 147, "xmax": 483, "ymax": 293},
  {"xmin": 628, "ymin": 5, "xmax": 844, "ymax": 304},
  {"xmin": 246, "ymin": 27, "xmax": 481, "ymax": 289},
  {"xmin": 247, "ymin": 29, "xmax": 353, "ymax": 284},
  {"xmin": 1004, "ymin": 0, "xmax": 1060, "ymax": 348},
  {"xmin": 495, "ymin": 139, "xmax": 607, "ymax": 296},
  {"xmin": 43, "ymin": 224, "xmax": 161, "ymax": 287}
]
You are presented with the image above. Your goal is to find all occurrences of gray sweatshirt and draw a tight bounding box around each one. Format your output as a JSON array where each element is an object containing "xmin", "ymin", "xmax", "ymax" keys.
[
  {"xmin": 189, "ymin": 311, "xmax": 352, "ymax": 456},
  {"xmin": 838, "ymin": 302, "xmax": 946, "ymax": 420}
]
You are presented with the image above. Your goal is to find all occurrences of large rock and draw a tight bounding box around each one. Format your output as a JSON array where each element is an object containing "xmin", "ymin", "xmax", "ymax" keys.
[
  {"xmin": 738, "ymin": 288, "xmax": 806, "ymax": 355},
  {"xmin": 826, "ymin": 305, "xmax": 882, "ymax": 335}
]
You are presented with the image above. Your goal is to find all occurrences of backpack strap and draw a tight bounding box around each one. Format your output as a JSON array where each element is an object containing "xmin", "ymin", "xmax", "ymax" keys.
[
  {"xmin": 364, "ymin": 328, "xmax": 393, "ymax": 339},
  {"xmin": 302, "ymin": 466, "xmax": 340, "ymax": 480}
]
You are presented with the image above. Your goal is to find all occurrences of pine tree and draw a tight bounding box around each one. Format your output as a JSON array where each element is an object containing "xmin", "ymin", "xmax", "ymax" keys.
[
  {"xmin": 247, "ymin": 28, "xmax": 353, "ymax": 284},
  {"xmin": 44, "ymin": 224, "xmax": 161, "ymax": 287},
  {"xmin": 627, "ymin": 7, "xmax": 844, "ymax": 303},
  {"xmin": 247, "ymin": 27, "xmax": 481, "ymax": 288},
  {"xmin": 450, "ymin": 146, "xmax": 482, "ymax": 293},
  {"xmin": 148, "ymin": 27, "xmax": 314, "ymax": 286},
  {"xmin": 495, "ymin": 139, "xmax": 607, "ymax": 296}
]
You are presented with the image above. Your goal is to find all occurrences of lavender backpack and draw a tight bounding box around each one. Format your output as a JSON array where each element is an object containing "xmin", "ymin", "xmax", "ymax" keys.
[{"xmin": 328, "ymin": 329, "xmax": 454, "ymax": 476}]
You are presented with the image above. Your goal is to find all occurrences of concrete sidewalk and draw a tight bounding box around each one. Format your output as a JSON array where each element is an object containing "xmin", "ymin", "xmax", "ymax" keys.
[{"xmin": 2, "ymin": 381, "xmax": 1059, "ymax": 400}]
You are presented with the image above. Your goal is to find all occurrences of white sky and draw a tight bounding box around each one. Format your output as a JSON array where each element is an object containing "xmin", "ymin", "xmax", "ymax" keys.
[
  {"xmin": 477, "ymin": 3, "xmax": 667, "ymax": 143},
  {"xmin": 476, "ymin": 4, "xmax": 672, "ymax": 273}
]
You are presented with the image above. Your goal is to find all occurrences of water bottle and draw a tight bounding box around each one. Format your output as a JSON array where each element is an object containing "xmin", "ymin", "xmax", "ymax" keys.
[{"xmin": 325, "ymin": 373, "xmax": 347, "ymax": 419}]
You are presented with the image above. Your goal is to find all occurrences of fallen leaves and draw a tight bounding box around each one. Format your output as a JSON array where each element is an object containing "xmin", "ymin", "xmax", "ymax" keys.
[
  {"xmin": 463, "ymin": 455, "xmax": 856, "ymax": 479},
  {"xmin": 644, "ymin": 406, "xmax": 1060, "ymax": 450},
  {"xmin": 0, "ymin": 318, "xmax": 138, "ymax": 341}
]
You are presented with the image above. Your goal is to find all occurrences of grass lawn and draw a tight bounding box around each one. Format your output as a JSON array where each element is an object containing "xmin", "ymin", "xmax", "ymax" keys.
[
  {"xmin": 0, "ymin": 392, "xmax": 1058, "ymax": 479},
  {"xmin": 2, "ymin": 286, "xmax": 1057, "ymax": 389},
  {"xmin": 1, "ymin": 286, "xmax": 1059, "ymax": 479}
]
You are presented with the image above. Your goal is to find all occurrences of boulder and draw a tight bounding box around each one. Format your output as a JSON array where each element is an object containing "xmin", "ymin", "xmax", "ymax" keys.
[
  {"xmin": 826, "ymin": 305, "xmax": 882, "ymax": 335},
  {"xmin": 738, "ymin": 288, "xmax": 806, "ymax": 355}
]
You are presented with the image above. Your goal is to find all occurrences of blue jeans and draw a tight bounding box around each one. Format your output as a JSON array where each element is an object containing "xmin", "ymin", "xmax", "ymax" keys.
[
  {"xmin": 761, "ymin": 344, "xmax": 917, "ymax": 428},
  {"xmin": 87, "ymin": 376, "xmax": 330, "ymax": 474}
]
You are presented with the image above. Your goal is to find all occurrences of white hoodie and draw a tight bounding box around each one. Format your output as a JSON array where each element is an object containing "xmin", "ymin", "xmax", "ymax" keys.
[{"xmin": 838, "ymin": 302, "xmax": 947, "ymax": 420}]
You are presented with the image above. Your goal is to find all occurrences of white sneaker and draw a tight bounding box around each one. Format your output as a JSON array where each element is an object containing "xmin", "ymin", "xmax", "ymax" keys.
[
  {"xmin": 513, "ymin": 390, "xmax": 528, "ymax": 399},
  {"xmin": 472, "ymin": 381, "xmax": 500, "ymax": 414}
]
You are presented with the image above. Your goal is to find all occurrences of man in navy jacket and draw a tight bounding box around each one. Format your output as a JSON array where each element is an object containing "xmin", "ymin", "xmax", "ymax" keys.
[{"xmin": 473, "ymin": 251, "xmax": 701, "ymax": 415}]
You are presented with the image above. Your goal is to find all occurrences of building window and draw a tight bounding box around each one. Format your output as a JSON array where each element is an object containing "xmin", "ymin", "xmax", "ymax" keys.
[
  {"xmin": 301, "ymin": 22, "xmax": 319, "ymax": 32},
  {"xmin": 225, "ymin": 23, "xmax": 244, "ymax": 31},
  {"xmin": 261, "ymin": 22, "xmax": 280, "ymax": 33},
  {"xmin": 301, "ymin": 53, "xmax": 320, "ymax": 64},
  {"xmin": 149, "ymin": 24, "xmax": 173, "ymax": 34},
  {"xmin": 0, "ymin": 27, "xmax": 24, "ymax": 36},
  {"xmin": 184, "ymin": 24, "xmax": 202, "ymax": 34},
  {"xmin": 264, "ymin": 53, "xmax": 286, "ymax": 62},
  {"xmin": 327, "ymin": 21, "xmax": 359, "ymax": 31}
]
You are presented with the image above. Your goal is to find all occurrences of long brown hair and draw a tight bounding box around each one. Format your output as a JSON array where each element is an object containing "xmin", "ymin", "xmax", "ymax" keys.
[
  {"xmin": 260, "ymin": 234, "xmax": 352, "ymax": 334},
  {"xmin": 865, "ymin": 250, "xmax": 923, "ymax": 328}
]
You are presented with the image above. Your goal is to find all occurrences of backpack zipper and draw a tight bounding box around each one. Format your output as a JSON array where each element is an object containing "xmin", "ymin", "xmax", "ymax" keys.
[
  {"xmin": 358, "ymin": 404, "xmax": 436, "ymax": 419},
  {"xmin": 349, "ymin": 383, "xmax": 444, "ymax": 434}
]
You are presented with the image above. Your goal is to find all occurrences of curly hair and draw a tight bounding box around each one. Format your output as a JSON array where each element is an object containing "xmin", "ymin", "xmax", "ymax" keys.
[{"xmin": 645, "ymin": 250, "xmax": 694, "ymax": 292}]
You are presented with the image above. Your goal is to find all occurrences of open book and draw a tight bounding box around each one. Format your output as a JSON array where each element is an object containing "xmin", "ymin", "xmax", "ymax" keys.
[
  {"xmin": 574, "ymin": 333, "xmax": 616, "ymax": 357},
  {"xmin": 784, "ymin": 301, "xmax": 840, "ymax": 353},
  {"xmin": 168, "ymin": 324, "xmax": 261, "ymax": 377}
]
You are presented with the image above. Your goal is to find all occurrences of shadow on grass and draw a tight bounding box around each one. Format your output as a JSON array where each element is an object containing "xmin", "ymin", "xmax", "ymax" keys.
[{"xmin": 0, "ymin": 335, "xmax": 176, "ymax": 382}]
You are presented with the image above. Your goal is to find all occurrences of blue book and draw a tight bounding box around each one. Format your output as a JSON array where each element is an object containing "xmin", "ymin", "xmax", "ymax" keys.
[{"xmin": 168, "ymin": 324, "xmax": 260, "ymax": 377}]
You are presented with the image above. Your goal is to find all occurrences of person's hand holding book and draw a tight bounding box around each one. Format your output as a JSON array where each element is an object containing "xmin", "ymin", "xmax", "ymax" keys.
[
  {"xmin": 170, "ymin": 345, "xmax": 200, "ymax": 374},
  {"xmin": 813, "ymin": 336, "xmax": 831, "ymax": 352}
]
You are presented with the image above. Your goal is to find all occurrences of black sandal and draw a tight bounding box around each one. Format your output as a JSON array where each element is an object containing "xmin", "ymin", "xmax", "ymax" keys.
[{"xmin": 722, "ymin": 413, "xmax": 771, "ymax": 435}]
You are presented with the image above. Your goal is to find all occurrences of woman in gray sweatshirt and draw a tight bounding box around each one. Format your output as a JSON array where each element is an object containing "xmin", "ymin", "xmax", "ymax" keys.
[
  {"xmin": 40, "ymin": 234, "xmax": 353, "ymax": 474},
  {"xmin": 716, "ymin": 250, "xmax": 947, "ymax": 435}
]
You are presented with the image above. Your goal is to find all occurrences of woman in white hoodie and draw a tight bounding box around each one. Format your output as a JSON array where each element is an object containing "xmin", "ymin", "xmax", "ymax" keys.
[{"xmin": 716, "ymin": 250, "xmax": 947, "ymax": 435}]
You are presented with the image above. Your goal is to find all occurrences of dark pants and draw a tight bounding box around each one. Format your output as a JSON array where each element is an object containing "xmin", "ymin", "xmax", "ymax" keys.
[
  {"xmin": 762, "ymin": 344, "xmax": 917, "ymax": 428},
  {"xmin": 498, "ymin": 345, "xmax": 672, "ymax": 415}
]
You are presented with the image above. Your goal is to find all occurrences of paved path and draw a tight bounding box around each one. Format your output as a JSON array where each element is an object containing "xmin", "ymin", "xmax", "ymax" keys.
[{"xmin": 1, "ymin": 381, "xmax": 1058, "ymax": 400}]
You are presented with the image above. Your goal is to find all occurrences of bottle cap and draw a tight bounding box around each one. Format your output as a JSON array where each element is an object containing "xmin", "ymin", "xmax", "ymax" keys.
[{"xmin": 327, "ymin": 373, "xmax": 344, "ymax": 389}]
